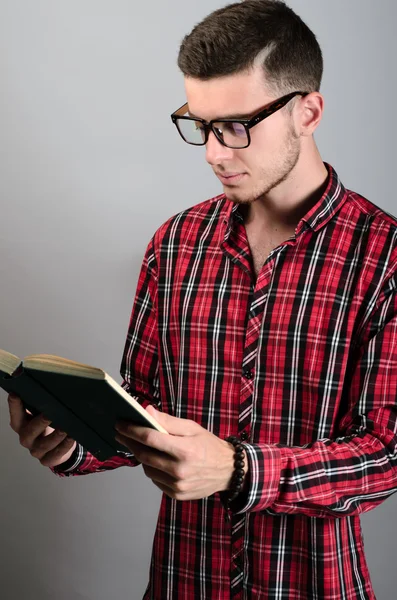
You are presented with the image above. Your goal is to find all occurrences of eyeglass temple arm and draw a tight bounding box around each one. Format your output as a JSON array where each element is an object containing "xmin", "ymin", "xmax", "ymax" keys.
[
  {"xmin": 172, "ymin": 103, "xmax": 189, "ymax": 118},
  {"xmin": 249, "ymin": 91, "xmax": 309, "ymax": 125},
  {"xmin": 172, "ymin": 92, "xmax": 309, "ymax": 122}
]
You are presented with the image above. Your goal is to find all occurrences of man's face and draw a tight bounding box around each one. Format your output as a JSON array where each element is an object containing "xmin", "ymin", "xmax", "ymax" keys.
[{"xmin": 184, "ymin": 67, "xmax": 302, "ymax": 206}]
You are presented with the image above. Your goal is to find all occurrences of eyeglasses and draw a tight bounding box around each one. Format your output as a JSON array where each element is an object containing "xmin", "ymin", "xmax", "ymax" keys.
[{"xmin": 170, "ymin": 91, "xmax": 309, "ymax": 149}]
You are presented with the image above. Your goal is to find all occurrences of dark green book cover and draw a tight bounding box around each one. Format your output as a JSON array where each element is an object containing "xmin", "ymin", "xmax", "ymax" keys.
[{"xmin": 1, "ymin": 359, "xmax": 166, "ymax": 461}]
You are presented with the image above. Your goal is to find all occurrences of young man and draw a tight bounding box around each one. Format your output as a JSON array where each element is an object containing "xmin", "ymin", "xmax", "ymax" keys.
[{"xmin": 8, "ymin": 1, "xmax": 397, "ymax": 598}]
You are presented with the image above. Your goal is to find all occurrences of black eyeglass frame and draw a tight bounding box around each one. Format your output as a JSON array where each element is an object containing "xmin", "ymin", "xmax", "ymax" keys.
[{"xmin": 170, "ymin": 91, "xmax": 309, "ymax": 149}]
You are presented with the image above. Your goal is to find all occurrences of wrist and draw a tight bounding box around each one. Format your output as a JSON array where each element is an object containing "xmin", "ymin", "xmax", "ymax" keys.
[
  {"xmin": 223, "ymin": 436, "xmax": 248, "ymax": 502},
  {"xmin": 225, "ymin": 446, "xmax": 248, "ymax": 489}
]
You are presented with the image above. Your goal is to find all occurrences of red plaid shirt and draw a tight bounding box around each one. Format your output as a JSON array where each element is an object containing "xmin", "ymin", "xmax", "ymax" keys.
[{"xmin": 53, "ymin": 163, "xmax": 397, "ymax": 600}]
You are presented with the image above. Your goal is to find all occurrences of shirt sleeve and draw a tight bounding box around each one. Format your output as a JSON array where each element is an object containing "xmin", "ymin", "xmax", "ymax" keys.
[
  {"xmin": 51, "ymin": 236, "xmax": 161, "ymax": 477},
  {"xmin": 232, "ymin": 280, "xmax": 397, "ymax": 518}
]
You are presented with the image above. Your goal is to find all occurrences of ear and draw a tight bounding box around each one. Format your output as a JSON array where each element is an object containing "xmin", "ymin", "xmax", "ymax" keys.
[{"xmin": 298, "ymin": 92, "xmax": 324, "ymax": 137}]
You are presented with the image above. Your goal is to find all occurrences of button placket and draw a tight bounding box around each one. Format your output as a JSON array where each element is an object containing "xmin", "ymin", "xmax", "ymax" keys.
[{"xmin": 242, "ymin": 368, "xmax": 253, "ymax": 379}]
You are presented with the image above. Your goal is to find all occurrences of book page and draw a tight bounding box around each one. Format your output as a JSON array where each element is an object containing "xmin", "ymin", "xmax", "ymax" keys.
[
  {"xmin": 105, "ymin": 373, "xmax": 168, "ymax": 434},
  {"xmin": 23, "ymin": 354, "xmax": 105, "ymax": 379},
  {"xmin": 0, "ymin": 349, "xmax": 22, "ymax": 376}
]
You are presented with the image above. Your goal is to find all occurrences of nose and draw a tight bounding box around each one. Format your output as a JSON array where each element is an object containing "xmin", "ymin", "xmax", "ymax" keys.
[{"xmin": 205, "ymin": 130, "xmax": 234, "ymax": 166}]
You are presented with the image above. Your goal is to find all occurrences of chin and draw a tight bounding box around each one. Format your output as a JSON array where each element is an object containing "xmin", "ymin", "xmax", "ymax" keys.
[{"xmin": 224, "ymin": 187, "xmax": 256, "ymax": 205}]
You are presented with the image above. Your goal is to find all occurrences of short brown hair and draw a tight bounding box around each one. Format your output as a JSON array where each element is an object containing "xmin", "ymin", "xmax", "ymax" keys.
[{"xmin": 177, "ymin": 0, "xmax": 323, "ymax": 97}]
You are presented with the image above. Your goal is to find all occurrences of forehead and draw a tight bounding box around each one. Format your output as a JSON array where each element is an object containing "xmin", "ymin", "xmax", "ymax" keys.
[{"xmin": 184, "ymin": 67, "xmax": 274, "ymax": 121}]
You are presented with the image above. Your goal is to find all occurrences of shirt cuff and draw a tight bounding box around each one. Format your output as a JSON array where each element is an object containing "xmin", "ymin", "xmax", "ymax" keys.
[
  {"xmin": 51, "ymin": 443, "xmax": 86, "ymax": 476},
  {"xmin": 231, "ymin": 443, "xmax": 282, "ymax": 514}
]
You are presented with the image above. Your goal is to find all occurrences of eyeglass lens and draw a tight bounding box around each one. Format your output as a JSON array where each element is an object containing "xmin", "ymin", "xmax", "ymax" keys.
[{"xmin": 177, "ymin": 118, "xmax": 248, "ymax": 148}]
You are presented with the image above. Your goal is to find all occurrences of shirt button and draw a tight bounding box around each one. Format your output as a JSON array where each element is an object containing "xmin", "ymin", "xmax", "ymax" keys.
[
  {"xmin": 240, "ymin": 431, "xmax": 249, "ymax": 441},
  {"xmin": 234, "ymin": 554, "xmax": 243, "ymax": 569},
  {"xmin": 242, "ymin": 368, "xmax": 253, "ymax": 379}
]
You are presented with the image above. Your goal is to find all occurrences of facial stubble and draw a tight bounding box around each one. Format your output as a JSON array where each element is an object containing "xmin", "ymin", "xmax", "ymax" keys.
[{"xmin": 226, "ymin": 122, "xmax": 301, "ymax": 206}]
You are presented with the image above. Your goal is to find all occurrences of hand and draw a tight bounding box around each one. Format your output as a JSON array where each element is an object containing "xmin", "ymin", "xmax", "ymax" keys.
[
  {"xmin": 114, "ymin": 405, "xmax": 248, "ymax": 501},
  {"xmin": 8, "ymin": 394, "xmax": 77, "ymax": 468}
]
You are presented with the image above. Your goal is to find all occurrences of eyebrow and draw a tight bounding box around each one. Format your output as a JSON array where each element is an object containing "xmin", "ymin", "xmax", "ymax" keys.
[{"xmin": 188, "ymin": 109, "xmax": 254, "ymax": 121}]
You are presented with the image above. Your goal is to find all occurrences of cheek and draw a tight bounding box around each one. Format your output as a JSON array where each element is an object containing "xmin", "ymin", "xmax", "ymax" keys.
[
  {"xmin": 237, "ymin": 146, "xmax": 269, "ymax": 178},
  {"xmin": 250, "ymin": 117, "xmax": 286, "ymax": 151},
  {"xmin": 235, "ymin": 146, "xmax": 260, "ymax": 174},
  {"xmin": 236, "ymin": 119, "xmax": 286, "ymax": 175},
  {"xmin": 249, "ymin": 133, "xmax": 287, "ymax": 172}
]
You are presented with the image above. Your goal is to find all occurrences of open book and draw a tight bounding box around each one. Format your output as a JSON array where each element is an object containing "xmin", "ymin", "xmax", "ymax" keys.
[{"xmin": 0, "ymin": 349, "xmax": 167, "ymax": 460}]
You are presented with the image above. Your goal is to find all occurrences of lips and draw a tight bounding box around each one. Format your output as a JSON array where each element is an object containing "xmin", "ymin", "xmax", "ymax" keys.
[
  {"xmin": 216, "ymin": 172, "xmax": 246, "ymax": 184},
  {"xmin": 216, "ymin": 172, "xmax": 241, "ymax": 178}
]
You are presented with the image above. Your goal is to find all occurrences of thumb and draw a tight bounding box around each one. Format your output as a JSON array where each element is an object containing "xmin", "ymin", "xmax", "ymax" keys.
[{"xmin": 146, "ymin": 405, "xmax": 198, "ymax": 436}]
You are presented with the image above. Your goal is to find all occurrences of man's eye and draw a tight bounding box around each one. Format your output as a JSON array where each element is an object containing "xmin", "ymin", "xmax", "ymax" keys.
[
  {"xmin": 222, "ymin": 122, "xmax": 245, "ymax": 136},
  {"xmin": 216, "ymin": 122, "xmax": 246, "ymax": 137},
  {"xmin": 232, "ymin": 123, "xmax": 246, "ymax": 136}
]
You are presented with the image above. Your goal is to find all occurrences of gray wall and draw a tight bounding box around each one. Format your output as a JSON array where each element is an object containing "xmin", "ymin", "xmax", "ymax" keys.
[{"xmin": 0, "ymin": 1, "xmax": 396, "ymax": 598}]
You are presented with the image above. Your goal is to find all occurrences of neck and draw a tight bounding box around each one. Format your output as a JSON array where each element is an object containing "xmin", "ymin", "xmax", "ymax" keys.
[{"xmin": 244, "ymin": 147, "xmax": 329, "ymax": 232}]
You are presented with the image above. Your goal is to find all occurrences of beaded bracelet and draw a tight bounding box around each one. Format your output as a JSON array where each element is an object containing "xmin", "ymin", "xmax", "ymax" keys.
[{"xmin": 224, "ymin": 435, "xmax": 246, "ymax": 506}]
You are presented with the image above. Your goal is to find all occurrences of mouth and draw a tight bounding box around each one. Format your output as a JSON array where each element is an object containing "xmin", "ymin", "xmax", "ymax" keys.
[{"xmin": 216, "ymin": 172, "xmax": 246, "ymax": 185}]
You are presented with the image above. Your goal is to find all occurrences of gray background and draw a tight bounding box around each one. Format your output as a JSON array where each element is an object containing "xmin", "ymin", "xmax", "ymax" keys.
[{"xmin": 0, "ymin": 1, "xmax": 396, "ymax": 598}]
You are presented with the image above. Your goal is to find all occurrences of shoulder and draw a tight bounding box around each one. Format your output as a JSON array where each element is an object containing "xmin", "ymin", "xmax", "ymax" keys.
[
  {"xmin": 151, "ymin": 193, "xmax": 229, "ymax": 246},
  {"xmin": 345, "ymin": 188, "xmax": 397, "ymax": 290},
  {"xmin": 343, "ymin": 188, "xmax": 397, "ymax": 260},
  {"xmin": 346, "ymin": 188, "xmax": 397, "ymax": 231}
]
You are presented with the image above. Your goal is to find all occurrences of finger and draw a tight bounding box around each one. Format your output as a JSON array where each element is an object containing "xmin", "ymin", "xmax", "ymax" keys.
[
  {"xmin": 115, "ymin": 419, "xmax": 193, "ymax": 458},
  {"xmin": 19, "ymin": 413, "xmax": 53, "ymax": 450},
  {"xmin": 39, "ymin": 437, "xmax": 77, "ymax": 468},
  {"xmin": 115, "ymin": 423, "xmax": 186, "ymax": 459},
  {"xmin": 127, "ymin": 439, "xmax": 178, "ymax": 475},
  {"xmin": 115, "ymin": 409, "xmax": 198, "ymax": 442},
  {"xmin": 8, "ymin": 395, "xmax": 30, "ymax": 433},
  {"xmin": 29, "ymin": 428, "xmax": 69, "ymax": 460},
  {"xmin": 150, "ymin": 479, "xmax": 177, "ymax": 496},
  {"xmin": 115, "ymin": 434, "xmax": 179, "ymax": 479},
  {"xmin": 114, "ymin": 431, "xmax": 132, "ymax": 453},
  {"xmin": 146, "ymin": 405, "xmax": 199, "ymax": 437},
  {"xmin": 115, "ymin": 433, "xmax": 156, "ymax": 457},
  {"xmin": 150, "ymin": 479, "xmax": 188, "ymax": 500},
  {"xmin": 142, "ymin": 464, "xmax": 178, "ymax": 487}
]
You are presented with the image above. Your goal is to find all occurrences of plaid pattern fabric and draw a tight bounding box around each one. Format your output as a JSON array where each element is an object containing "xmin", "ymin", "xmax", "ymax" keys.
[{"xmin": 53, "ymin": 164, "xmax": 397, "ymax": 600}]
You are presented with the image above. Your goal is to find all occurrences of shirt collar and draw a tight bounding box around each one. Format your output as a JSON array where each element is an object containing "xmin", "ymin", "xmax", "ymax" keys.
[{"xmin": 222, "ymin": 163, "xmax": 349, "ymax": 239}]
